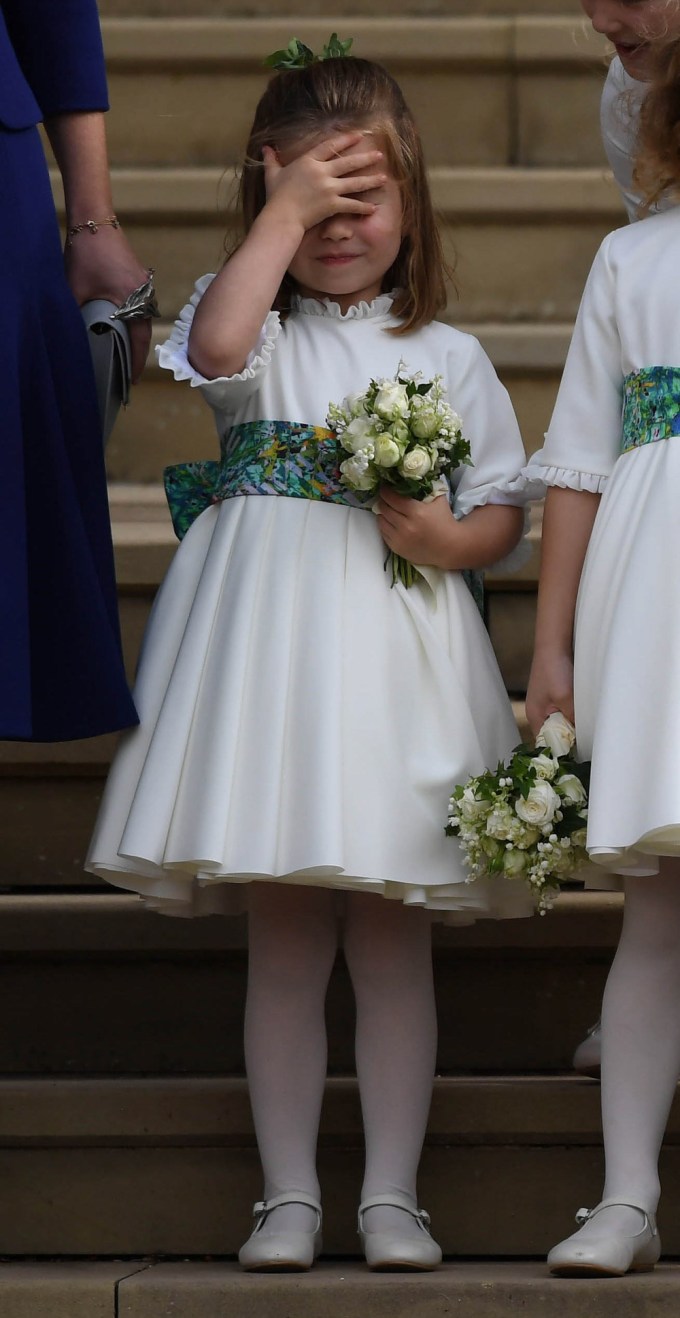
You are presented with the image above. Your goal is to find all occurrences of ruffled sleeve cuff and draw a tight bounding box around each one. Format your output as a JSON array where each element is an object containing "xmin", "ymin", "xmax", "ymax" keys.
[
  {"xmin": 156, "ymin": 274, "xmax": 281, "ymax": 409},
  {"xmin": 520, "ymin": 461, "xmax": 609, "ymax": 501},
  {"xmin": 453, "ymin": 472, "xmax": 529, "ymax": 520}
]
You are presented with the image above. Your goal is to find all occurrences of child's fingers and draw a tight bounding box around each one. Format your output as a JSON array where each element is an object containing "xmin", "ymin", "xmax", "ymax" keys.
[
  {"xmin": 313, "ymin": 131, "xmax": 366, "ymax": 161},
  {"xmin": 327, "ymin": 149, "xmax": 384, "ymax": 177},
  {"xmin": 333, "ymin": 174, "xmax": 386, "ymax": 201},
  {"xmin": 377, "ymin": 487, "xmax": 413, "ymax": 512}
]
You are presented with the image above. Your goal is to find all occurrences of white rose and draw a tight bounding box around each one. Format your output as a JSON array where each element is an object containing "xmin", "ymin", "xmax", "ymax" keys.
[
  {"xmin": 399, "ymin": 446, "xmax": 432, "ymax": 480},
  {"xmin": 411, "ymin": 406, "xmax": 440, "ymax": 440},
  {"xmin": 458, "ymin": 786, "xmax": 487, "ymax": 823},
  {"xmin": 535, "ymin": 712, "xmax": 576, "ymax": 759},
  {"xmin": 339, "ymin": 455, "xmax": 376, "ymax": 491},
  {"xmin": 532, "ymin": 753, "xmax": 558, "ymax": 781},
  {"xmin": 503, "ymin": 849, "xmax": 527, "ymax": 877},
  {"xmin": 571, "ymin": 828, "xmax": 588, "ymax": 849},
  {"xmin": 374, "ymin": 381, "xmax": 410, "ymax": 421},
  {"xmin": 485, "ymin": 803, "xmax": 515, "ymax": 840},
  {"xmin": 515, "ymin": 782, "xmax": 560, "ymax": 828},
  {"xmin": 555, "ymin": 773, "xmax": 587, "ymax": 806},
  {"xmin": 373, "ymin": 435, "xmax": 402, "ymax": 468},
  {"xmin": 343, "ymin": 391, "xmax": 367, "ymax": 418},
  {"xmin": 343, "ymin": 416, "xmax": 377, "ymax": 454}
]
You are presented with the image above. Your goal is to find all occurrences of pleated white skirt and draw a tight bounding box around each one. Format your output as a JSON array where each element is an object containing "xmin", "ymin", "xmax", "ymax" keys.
[
  {"xmin": 575, "ymin": 441, "xmax": 680, "ymax": 879},
  {"xmin": 87, "ymin": 495, "xmax": 533, "ymax": 921}
]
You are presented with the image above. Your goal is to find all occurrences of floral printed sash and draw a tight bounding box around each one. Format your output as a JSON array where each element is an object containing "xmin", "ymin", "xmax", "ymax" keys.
[
  {"xmin": 164, "ymin": 420, "xmax": 371, "ymax": 541},
  {"xmin": 621, "ymin": 367, "xmax": 680, "ymax": 454}
]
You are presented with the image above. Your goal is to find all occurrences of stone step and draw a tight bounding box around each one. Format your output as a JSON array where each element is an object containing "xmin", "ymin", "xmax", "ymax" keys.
[
  {"xmin": 100, "ymin": 0, "xmax": 594, "ymax": 15},
  {"xmin": 53, "ymin": 166, "xmax": 624, "ymax": 330},
  {"xmin": 7, "ymin": 1262, "xmax": 680, "ymax": 1318},
  {"xmin": 4, "ymin": 1073, "xmax": 679, "ymax": 1256},
  {"xmin": 95, "ymin": 18, "xmax": 609, "ymax": 169},
  {"xmin": 0, "ymin": 891, "xmax": 618, "ymax": 1073}
]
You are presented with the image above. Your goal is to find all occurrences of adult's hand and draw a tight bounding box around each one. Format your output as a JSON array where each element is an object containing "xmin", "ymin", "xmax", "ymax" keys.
[{"xmin": 65, "ymin": 223, "xmax": 153, "ymax": 382}]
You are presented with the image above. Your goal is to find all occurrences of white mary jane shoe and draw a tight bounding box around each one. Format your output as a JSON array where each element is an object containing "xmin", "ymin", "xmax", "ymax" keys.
[
  {"xmin": 358, "ymin": 1192, "xmax": 442, "ymax": 1271},
  {"xmin": 547, "ymin": 1199, "xmax": 661, "ymax": 1277},
  {"xmin": 238, "ymin": 1191, "xmax": 322, "ymax": 1271}
]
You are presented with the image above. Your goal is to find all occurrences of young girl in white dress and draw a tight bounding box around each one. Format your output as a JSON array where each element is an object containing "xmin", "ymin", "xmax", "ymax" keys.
[
  {"xmin": 87, "ymin": 52, "xmax": 530, "ymax": 1271},
  {"xmin": 526, "ymin": 34, "xmax": 680, "ymax": 1278}
]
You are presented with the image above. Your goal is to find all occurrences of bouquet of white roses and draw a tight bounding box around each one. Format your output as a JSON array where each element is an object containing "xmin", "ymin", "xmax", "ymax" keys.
[
  {"xmin": 445, "ymin": 713, "xmax": 590, "ymax": 913},
  {"xmin": 327, "ymin": 365, "xmax": 471, "ymax": 587}
]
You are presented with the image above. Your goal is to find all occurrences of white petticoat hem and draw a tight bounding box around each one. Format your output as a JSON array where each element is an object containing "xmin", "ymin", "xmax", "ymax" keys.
[
  {"xmin": 583, "ymin": 821, "xmax": 680, "ymax": 885},
  {"xmin": 90, "ymin": 860, "xmax": 537, "ymax": 925}
]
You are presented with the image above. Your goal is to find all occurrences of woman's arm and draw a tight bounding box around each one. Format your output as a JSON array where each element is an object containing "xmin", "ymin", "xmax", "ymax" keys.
[
  {"xmin": 375, "ymin": 489, "xmax": 524, "ymax": 570},
  {"xmin": 48, "ymin": 111, "xmax": 152, "ymax": 381},
  {"xmin": 187, "ymin": 133, "xmax": 384, "ymax": 379},
  {"xmin": 525, "ymin": 485, "xmax": 601, "ymax": 732}
]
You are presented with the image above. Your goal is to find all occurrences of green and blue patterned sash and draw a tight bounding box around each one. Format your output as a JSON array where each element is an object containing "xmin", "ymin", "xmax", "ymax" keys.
[
  {"xmin": 621, "ymin": 367, "xmax": 680, "ymax": 454},
  {"xmin": 164, "ymin": 420, "xmax": 371, "ymax": 541},
  {"xmin": 163, "ymin": 418, "xmax": 484, "ymax": 613}
]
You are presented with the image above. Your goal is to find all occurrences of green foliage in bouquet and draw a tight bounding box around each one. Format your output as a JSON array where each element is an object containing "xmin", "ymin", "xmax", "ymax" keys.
[{"xmin": 446, "ymin": 715, "xmax": 591, "ymax": 913}]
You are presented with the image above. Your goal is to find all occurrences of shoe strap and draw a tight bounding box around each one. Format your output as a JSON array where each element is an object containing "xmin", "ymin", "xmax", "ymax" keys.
[
  {"xmin": 252, "ymin": 1192, "xmax": 322, "ymax": 1229},
  {"xmin": 576, "ymin": 1200, "xmax": 657, "ymax": 1234},
  {"xmin": 358, "ymin": 1193, "xmax": 431, "ymax": 1231}
]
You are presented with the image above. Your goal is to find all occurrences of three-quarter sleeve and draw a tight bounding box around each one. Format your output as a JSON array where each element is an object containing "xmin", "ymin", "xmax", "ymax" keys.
[
  {"xmin": 2, "ymin": 0, "xmax": 108, "ymax": 119},
  {"xmin": 524, "ymin": 235, "xmax": 623, "ymax": 498},
  {"xmin": 157, "ymin": 274, "xmax": 281, "ymax": 414}
]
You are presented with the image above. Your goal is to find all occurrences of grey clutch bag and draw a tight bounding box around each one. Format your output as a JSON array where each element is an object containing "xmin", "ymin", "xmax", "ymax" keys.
[{"xmin": 82, "ymin": 299, "xmax": 132, "ymax": 445}]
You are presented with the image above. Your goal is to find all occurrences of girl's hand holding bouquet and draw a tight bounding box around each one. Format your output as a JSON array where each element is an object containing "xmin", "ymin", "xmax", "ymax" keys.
[{"xmin": 446, "ymin": 712, "xmax": 590, "ymax": 913}]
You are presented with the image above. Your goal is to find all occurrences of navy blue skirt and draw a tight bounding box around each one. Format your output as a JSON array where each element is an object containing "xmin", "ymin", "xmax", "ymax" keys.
[{"xmin": 0, "ymin": 125, "xmax": 137, "ymax": 739}]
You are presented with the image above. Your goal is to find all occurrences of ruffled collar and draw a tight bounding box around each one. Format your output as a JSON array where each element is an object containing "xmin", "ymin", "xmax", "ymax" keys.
[{"xmin": 290, "ymin": 290, "xmax": 397, "ymax": 321}]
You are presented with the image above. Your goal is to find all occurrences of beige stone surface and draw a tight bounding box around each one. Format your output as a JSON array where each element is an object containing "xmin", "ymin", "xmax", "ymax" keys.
[
  {"xmin": 0, "ymin": 1263, "xmax": 149, "ymax": 1318},
  {"xmin": 517, "ymin": 70, "xmax": 606, "ymax": 166},
  {"xmin": 100, "ymin": 0, "xmax": 576, "ymax": 13},
  {"xmin": 114, "ymin": 1262, "xmax": 680, "ymax": 1318},
  {"xmin": 0, "ymin": 1144, "xmax": 632, "ymax": 1254}
]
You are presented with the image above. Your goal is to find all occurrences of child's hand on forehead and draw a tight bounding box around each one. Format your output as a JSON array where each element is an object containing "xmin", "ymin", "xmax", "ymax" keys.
[{"xmin": 262, "ymin": 131, "xmax": 385, "ymax": 236}]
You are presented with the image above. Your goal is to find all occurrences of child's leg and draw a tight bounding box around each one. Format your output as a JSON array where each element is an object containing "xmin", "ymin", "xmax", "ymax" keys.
[
  {"xmin": 344, "ymin": 893, "xmax": 437, "ymax": 1237},
  {"xmin": 245, "ymin": 882, "xmax": 339, "ymax": 1233},
  {"xmin": 565, "ymin": 865, "xmax": 680, "ymax": 1241}
]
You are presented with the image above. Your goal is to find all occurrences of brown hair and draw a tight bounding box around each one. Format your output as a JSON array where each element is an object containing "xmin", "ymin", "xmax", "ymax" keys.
[
  {"xmin": 634, "ymin": 37, "xmax": 680, "ymax": 212},
  {"xmin": 230, "ymin": 57, "xmax": 450, "ymax": 334}
]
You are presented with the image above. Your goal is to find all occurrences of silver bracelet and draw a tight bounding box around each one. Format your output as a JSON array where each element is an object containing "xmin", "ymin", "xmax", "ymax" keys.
[{"xmin": 110, "ymin": 270, "xmax": 161, "ymax": 322}]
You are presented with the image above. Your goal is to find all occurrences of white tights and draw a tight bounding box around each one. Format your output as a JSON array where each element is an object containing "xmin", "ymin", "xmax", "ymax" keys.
[
  {"xmin": 244, "ymin": 884, "xmax": 437, "ymax": 1237},
  {"xmin": 573, "ymin": 864, "xmax": 680, "ymax": 1242}
]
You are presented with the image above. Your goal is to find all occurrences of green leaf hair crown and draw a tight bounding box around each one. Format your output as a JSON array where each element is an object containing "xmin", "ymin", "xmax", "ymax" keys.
[{"xmin": 263, "ymin": 34, "xmax": 353, "ymax": 71}]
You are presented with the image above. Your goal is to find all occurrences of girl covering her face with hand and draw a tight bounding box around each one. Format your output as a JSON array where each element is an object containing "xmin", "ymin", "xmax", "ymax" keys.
[
  {"xmin": 526, "ymin": 33, "xmax": 680, "ymax": 1279},
  {"xmin": 87, "ymin": 52, "xmax": 530, "ymax": 1271}
]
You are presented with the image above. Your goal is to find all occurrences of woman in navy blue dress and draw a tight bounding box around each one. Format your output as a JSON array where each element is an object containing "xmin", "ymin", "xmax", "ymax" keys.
[{"xmin": 0, "ymin": 0, "xmax": 147, "ymax": 740}]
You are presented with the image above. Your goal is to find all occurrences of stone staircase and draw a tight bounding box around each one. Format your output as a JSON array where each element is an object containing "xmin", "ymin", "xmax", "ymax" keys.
[{"xmin": 5, "ymin": 2, "xmax": 680, "ymax": 1313}]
